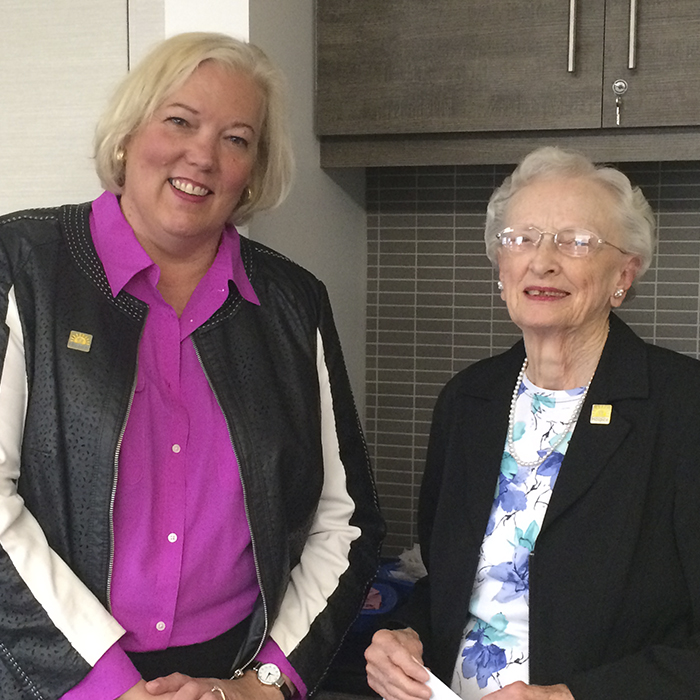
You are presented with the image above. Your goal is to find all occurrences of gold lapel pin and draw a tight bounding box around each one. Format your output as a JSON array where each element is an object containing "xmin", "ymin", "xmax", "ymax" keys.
[
  {"xmin": 590, "ymin": 404, "xmax": 612, "ymax": 425},
  {"xmin": 67, "ymin": 330, "xmax": 93, "ymax": 353}
]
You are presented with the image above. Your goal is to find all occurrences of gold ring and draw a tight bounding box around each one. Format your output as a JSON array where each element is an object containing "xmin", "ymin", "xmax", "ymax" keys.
[{"xmin": 211, "ymin": 686, "xmax": 228, "ymax": 700}]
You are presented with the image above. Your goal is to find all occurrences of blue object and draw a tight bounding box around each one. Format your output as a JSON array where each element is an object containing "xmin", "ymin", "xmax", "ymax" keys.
[
  {"xmin": 376, "ymin": 560, "xmax": 416, "ymax": 601},
  {"xmin": 361, "ymin": 581, "xmax": 398, "ymax": 616}
]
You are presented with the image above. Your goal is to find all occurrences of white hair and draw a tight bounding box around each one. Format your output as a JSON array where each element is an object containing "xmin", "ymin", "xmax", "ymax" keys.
[{"xmin": 484, "ymin": 146, "xmax": 656, "ymax": 277}]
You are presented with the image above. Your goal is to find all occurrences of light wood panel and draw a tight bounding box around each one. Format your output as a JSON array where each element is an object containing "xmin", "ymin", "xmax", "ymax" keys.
[{"xmin": 0, "ymin": 0, "xmax": 127, "ymax": 213}]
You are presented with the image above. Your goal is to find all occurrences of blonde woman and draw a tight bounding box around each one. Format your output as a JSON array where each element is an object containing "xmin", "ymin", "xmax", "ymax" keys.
[{"xmin": 0, "ymin": 33, "xmax": 383, "ymax": 700}]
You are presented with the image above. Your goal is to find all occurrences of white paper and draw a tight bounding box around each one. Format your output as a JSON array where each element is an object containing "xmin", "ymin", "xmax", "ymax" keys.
[
  {"xmin": 426, "ymin": 669, "xmax": 461, "ymax": 700},
  {"xmin": 382, "ymin": 668, "xmax": 461, "ymax": 700}
]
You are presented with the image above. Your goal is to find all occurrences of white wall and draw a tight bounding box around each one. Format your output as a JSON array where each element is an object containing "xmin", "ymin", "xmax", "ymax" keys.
[
  {"xmin": 248, "ymin": 2, "xmax": 368, "ymax": 412},
  {"xmin": 163, "ymin": 0, "xmax": 248, "ymax": 40},
  {"xmin": 128, "ymin": 0, "xmax": 248, "ymax": 66}
]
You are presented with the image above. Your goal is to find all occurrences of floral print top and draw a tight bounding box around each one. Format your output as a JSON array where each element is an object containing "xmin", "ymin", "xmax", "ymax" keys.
[{"xmin": 450, "ymin": 375, "xmax": 586, "ymax": 699}]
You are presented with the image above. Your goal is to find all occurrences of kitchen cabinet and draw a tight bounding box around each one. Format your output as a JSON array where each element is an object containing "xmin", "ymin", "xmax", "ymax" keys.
[{"xmin": 316, "ymin": 0, "xmax": 700, "ymax": 166}]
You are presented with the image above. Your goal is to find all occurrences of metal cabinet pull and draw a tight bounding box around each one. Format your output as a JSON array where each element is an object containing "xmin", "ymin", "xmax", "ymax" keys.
[
  {"xmin": 628, "ymin": 0, "xmax": 638, "ymax": 69},
  {"xmin": 567, "ymin": 0, "xmax": 577, "ymax": 72}
]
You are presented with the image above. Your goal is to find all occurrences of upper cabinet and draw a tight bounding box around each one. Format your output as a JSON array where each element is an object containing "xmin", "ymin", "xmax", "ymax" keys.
[{"xmin": 316, "ymin": 0, "xmax": 700, "ymax": 166}]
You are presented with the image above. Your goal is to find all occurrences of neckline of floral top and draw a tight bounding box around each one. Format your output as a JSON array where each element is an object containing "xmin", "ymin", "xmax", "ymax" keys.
[{"xmin": 507, "ymin": 358, "xmax": 591, "ymax": 467}]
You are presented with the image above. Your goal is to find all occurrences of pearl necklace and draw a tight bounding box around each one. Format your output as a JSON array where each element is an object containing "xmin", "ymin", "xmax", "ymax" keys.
[{"xmin": 507, "ymin": 358, "xmax": 592, "ymax": 467}]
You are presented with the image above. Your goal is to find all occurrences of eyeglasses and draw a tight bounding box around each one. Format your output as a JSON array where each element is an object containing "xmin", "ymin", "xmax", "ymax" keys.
[{"xmin": 496, "ymin": 226, "xmax": 629, "ymax": 258}]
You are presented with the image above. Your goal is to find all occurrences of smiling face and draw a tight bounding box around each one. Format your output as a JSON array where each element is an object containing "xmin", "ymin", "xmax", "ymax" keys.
[
  {"xmin": 119, "ymin": 60, "xmax": 264, "ymax": 256},
  {"xmin": 497, "ymin": 176, "xmax": 640, "ymax": 341}
]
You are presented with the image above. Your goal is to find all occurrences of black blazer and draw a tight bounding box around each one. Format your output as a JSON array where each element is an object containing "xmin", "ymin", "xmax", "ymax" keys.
[{"xmin": 403, "ymin": 314, "xmax": 700, "ymax": 699}]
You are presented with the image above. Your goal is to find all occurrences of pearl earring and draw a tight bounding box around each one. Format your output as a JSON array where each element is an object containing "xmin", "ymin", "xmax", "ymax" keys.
[
  {"xmin": 613, "ymin": 288, "xmax": 625, "ymax": 299},
  {"xmin": 497, "ymin": 281, "xmax": 504, "ymax": 291}
]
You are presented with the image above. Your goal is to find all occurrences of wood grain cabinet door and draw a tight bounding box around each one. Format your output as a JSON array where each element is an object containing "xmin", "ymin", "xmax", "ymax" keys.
[{"xmin": 316, "ymin": 0, "xmax": 607, "ymax": 135}]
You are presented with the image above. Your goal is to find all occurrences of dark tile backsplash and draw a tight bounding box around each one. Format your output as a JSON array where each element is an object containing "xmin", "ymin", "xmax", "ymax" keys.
[{"xmin": 366, "ymin": 162, "xmax": 700, "ymax": 556}]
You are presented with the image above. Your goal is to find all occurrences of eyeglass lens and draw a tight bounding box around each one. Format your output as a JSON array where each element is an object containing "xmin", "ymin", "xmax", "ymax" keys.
[{"xmin": 499, "ymin": 228, "xmax": 599, "ymax": 256}]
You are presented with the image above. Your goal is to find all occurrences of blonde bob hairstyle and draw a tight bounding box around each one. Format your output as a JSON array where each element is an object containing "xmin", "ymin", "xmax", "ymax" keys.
[
  {"xmin": 94, "ymin": 32, "xmax": 294, "ymax": 225},
  {"xmin": 484, "ymin": 146, "xmax": 656, "ymax": 279}
]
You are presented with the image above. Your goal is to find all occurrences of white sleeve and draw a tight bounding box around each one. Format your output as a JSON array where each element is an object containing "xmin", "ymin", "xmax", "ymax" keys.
[
  {"xmin": 0, "ymin": 286, "xmax": 125, "ymax": 666},
  {"xmin": 269, "ymin": 328, "xmax": 362, "ymax": 654}
]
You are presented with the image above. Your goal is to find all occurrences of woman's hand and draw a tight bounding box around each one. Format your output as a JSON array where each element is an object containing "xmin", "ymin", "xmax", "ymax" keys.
[
  {"xmin": 365, "ymin": 628, "xmax": 431, "ymax": 700},
  {"xmin": 117, "ymin": 679, "xmax": 175, "ymax": 699},
  {"xmin": 484, "ymin": 681, "xmax": 574, "ymax": 699},
  {"xmin": 143, "ymin": 671, "xmax": 287, "ymax": 700}
]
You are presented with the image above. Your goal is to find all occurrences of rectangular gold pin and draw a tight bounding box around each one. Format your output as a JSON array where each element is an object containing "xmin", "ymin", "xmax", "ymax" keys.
[
  {"xmin": 590, "ymin": 404, "xmax": 612, "ymax": 425},
  {"xmin": 67, "ymin": 330, "xmax": 93, "ymax": 353}
]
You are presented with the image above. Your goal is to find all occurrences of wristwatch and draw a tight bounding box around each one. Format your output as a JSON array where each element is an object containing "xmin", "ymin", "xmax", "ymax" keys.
[{"xmin": 252, "ymin": 661, "xmax": 293, "ymax": 699}]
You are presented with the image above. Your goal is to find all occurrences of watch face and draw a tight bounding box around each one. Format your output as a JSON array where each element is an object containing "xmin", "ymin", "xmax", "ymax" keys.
[{"xmin": 257, "ymin": 662, "xmax": 281, "ymax": 685}]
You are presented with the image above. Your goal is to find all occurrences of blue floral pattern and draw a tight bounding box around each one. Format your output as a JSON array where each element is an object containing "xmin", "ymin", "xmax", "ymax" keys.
[{"xmin": 450, "ymin": 376, "xmax": 586, "ymax": 699}]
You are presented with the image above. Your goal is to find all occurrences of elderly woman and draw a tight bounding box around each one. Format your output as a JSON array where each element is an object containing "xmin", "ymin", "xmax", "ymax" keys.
[
  {"xmin": 365, "ymin": 146, "xmax": 700, "ymax": 699},
  {"xmin": 0, "ymin": 32, "xmax": 383, "ymax": 700}
]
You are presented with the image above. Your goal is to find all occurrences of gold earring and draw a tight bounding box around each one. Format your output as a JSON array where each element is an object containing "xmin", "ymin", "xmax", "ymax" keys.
[
  {"xmin": 116, "ymin": 148, "xmax": 126, "ymax": 165},
  {"xmin": 238, "ymin": 186, "xmax": 252, "ymax": 207}
]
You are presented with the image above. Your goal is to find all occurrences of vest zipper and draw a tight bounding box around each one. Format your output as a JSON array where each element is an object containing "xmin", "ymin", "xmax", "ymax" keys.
[
  {"xmin": 107, "ymin": 367, "xmax": 140, "ymax": 612},
  {"xmin": 192, "ymin": 340, "xmax": 268, "ymax": 678}
]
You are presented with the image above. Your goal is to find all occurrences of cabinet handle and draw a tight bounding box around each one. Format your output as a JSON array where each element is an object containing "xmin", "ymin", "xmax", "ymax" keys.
[
  {"xmin": 628, "ymin": 0, "xmax": 638, "ymax": 69},
  {"xmin": 567, "ymin": 0, "xmax": 577, "ymax": 72}
]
